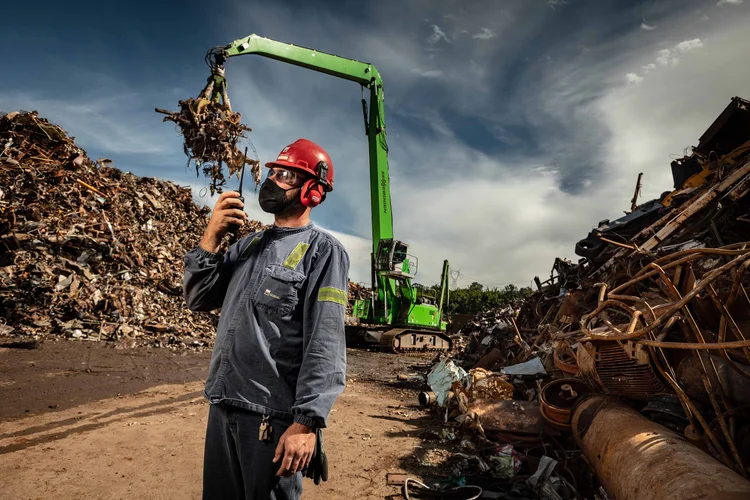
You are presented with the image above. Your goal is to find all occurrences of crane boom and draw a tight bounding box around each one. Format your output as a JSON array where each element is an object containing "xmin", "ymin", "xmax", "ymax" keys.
[
  {"xmin": 208, "ymin": 34, "xmax": 452, "ymax": 351},
  {"xmin": 220, "ymin": 34, "xmax": 393, "ymax": 257}
]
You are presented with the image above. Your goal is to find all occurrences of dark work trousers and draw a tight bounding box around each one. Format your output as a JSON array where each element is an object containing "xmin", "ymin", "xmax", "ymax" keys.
[{"xmin": 203, "ymin": 403, "xmax": 303, "ymax": 500}]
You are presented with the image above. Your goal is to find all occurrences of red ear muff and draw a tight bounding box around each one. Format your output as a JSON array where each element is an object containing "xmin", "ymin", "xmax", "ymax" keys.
[{"xmin": 300, "ymin": 179, "xmax": 325, "ymax": 208}]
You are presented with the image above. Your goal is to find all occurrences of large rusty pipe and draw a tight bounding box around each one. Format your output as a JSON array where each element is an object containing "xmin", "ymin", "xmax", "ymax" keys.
[{"xmin": 571, "ymin": 396, "xmax": 750, "ymax": 500}]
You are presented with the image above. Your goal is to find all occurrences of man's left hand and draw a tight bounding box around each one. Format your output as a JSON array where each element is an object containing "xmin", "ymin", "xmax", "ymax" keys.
[{"xmin": 273, "ymin": 423, "xmax": 316, "ymax": 477}]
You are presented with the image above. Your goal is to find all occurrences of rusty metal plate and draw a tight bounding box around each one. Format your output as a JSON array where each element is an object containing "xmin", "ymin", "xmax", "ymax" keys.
[{"xmin": 469, "ymin": 399, "xmax": 544, "ymax": 434}]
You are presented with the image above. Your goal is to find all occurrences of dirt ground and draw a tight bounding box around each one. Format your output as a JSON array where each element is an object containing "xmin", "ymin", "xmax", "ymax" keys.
[{"xmin": 0, "ymin": 340, "xmax": 452, "ymax": 499}]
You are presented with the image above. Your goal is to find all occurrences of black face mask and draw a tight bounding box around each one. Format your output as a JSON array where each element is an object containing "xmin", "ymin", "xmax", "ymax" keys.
[{"xmin": 258, "ymin": 178, "xmax": 300, "ymax": 214}]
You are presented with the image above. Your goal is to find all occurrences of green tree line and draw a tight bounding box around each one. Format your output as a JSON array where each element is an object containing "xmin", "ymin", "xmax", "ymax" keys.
[{"xmin": 414, "ymin": 282, "xmax": 534, "ymax": 315}]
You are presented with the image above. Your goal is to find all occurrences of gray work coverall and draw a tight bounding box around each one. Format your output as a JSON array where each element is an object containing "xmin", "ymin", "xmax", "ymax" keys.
[{"xmin": 183, "ymin": 223, "xmax": 349, "ymax": 499}]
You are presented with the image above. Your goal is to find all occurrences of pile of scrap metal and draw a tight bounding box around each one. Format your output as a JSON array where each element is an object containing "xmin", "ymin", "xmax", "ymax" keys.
[
  {"xmin": 451, "ymin": 305, "xmax": 538, "ymax": 370},
  {"xmin": 346, "ymin": 281, "xmax": 370, "ymax": 316},
  {"xmin": 0, "ymin": 111, "xmax": 268, "ymax": 349},
  {"xmin": 422, "ymin": 97, "xmax": 750, "ymax": 500}
]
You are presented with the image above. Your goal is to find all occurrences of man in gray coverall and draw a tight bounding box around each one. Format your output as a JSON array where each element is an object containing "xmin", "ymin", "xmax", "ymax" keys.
[{"xmin": 183, "ymin": 138, "xmax": 349, "ymax": 500}]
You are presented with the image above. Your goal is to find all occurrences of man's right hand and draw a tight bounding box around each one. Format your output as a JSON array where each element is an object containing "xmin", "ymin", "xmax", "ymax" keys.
[{"xmin": 199, "ymin": 191, "xmax": 248, "ymax": 253}]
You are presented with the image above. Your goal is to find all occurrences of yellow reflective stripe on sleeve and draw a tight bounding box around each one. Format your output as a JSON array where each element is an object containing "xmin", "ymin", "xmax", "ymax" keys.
[
  {"xmin": 283, "ymin": 242, "xmax": 310, "ymax": 269},
  {"xmin": 318, "ymin": 287, "xmax": 348, "ymax": 306}
]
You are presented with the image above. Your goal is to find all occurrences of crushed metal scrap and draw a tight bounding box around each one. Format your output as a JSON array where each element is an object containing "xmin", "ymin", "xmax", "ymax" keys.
[
  {"xmin": 155, "ymin": 75, "xmax": 261, "ymax": 196},
  {"xmin": 415, "ymin": 96, "xmax": 750, "ymax": 499},
  {"xmin": 0, "ymin": 111, "xmax": 267, "ymax": 348}
]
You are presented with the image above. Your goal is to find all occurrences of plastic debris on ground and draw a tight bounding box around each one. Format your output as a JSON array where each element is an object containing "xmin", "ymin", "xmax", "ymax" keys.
[
  {"xmin": 500, "ymin": 357, "xmax": 547, "ymax": 376},
  {"xmin": 427, "ymin": 359, "xmax": 468, "ymax": 406}
]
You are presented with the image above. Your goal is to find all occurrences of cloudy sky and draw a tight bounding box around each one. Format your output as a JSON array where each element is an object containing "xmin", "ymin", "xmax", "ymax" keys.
[{"xmin": 2, "ymin": 0, "xmax": 749, "ymax": 287}]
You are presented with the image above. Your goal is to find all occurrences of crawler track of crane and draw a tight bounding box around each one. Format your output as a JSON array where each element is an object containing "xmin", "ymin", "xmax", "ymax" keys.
[{"xmin": 379, "ymin": 328, "xmax": 453, "ymax": 353}]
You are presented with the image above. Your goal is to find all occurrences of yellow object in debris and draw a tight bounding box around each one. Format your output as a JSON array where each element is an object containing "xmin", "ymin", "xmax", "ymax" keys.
[
  {"xmin": 191, "ymin": 98, "xmax": 212, "ymax": 115},
  {"xmin": 662, "ymin": 139, "xmax": 750, "ymax": 207},
  {"xmin": 661, "ymin": 166, "xmax": 713, "ymax": 207},
  {"xmin": 468, "ymin": 368, "xmax": 514, "ymax": 400}
]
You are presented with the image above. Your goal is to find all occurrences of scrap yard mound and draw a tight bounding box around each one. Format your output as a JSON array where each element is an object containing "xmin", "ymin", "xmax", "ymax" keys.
[
  {"xmin": 0, "ymin": 111, "xmax": 265, "ymax": 348},
  {"xmin": 407, "ymin": 97, "xmax": 750, "ymax": 499}
]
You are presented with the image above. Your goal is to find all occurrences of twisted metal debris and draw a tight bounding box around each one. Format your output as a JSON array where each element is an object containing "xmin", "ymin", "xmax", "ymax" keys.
[
  {"xmin": 438, "ymin": 97, "xmax": 750, "ymax": 493},
  {"xmin": 155, "ymin": 96, "xmax": 260, "ymax": 195}
]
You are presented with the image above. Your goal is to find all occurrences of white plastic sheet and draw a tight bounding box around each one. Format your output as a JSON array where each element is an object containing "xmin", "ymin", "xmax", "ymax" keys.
[{"xmin": 500, "ymin": 357, "xmax": 547, "ymax": 376}]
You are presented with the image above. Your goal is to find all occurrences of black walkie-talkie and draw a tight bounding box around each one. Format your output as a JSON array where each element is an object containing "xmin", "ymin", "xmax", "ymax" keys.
[
  {"xmin": 228, "ymin": 147, "xmax": 248, "ymax": 243},
  {"xmin": 237, "ymin": 146, "xmax": 247, "ymax": 205}
]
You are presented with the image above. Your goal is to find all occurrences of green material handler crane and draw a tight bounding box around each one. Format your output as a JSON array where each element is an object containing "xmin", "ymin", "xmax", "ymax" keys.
[{"xmin": 203, "ymin": 35, "xmax": 452, "ymax": 352}]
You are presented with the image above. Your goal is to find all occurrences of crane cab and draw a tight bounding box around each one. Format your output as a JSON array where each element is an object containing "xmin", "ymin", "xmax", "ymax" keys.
[{"xmin": 375, "ymin": 239, "xmax": 417, "ymax": 279}]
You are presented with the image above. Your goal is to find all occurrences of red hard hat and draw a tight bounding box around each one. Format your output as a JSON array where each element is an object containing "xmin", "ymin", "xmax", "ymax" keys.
[{"xmin": 265, "ymin": 138, "xmax": 334, "ymax": 191}]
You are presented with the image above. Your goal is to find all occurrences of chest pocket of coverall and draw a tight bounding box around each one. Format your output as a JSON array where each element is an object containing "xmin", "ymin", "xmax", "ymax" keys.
[{"xmin": 254, "ymin": 264, "xmax": 306, "ymax": 316}]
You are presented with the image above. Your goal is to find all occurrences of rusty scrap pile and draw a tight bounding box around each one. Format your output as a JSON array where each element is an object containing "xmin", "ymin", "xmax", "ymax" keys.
[
  {"xmin": 426, "ymin": 97, "xmax": 750, "ymax": 498},
  {"xmin": 348, "ymin": 281, "xmax": 368, "ymax": 301},
  {"xmin": 156, "ymin": 98, "xmax": 260, "ymax": 195},
  {"xmin": 0, "ymin": 111, "xmax": 265, "ymax": 347},
  {"xmin": 450, "ymin": 306, "xmax": 532, "ymax": 369},
  {"xmin": 346, "ymin": 281, "xmax": 369, "ymax": 315}
]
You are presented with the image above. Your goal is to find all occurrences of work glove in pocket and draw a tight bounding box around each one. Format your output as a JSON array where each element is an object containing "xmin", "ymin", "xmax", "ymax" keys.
[{"xmin": 303, "ymin": 428, "xmax": 328, "ymax": 485}]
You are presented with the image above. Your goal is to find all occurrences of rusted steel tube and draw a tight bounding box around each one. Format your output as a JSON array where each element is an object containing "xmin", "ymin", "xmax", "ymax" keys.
[
  {"xmin": 584, "ymin": 253, "xmax": 750, "ymax": 341},
  {"xmin": 608, "ymin": 293, "xmax": 656, "ymax": 322},
  {"xmin": 707, "ymin": 285, "xmax": 748, "ymax": 345},
  {"xmin": 706, "ymin": 283, "xmax": 750, "ymax": 366},
  {"xmin": 727, "ymin": 258, "xmax": 750, "ymax": 308},
  {"xmin": 625, "ymin": 309, "xmax": 642, "ymax": 334},
  {"xmin": 636, "ymin": 338, "xmax": 750, "ymax": 349},
  {"xmin": 656, "ymin": 315, "xmax": 680, "ymax": 341},
  {"xmin": 651, "ymin": 267, "xmax": 745, "ymax": 472},
  {"xmin": 598, "ymin": 235, "xmax": 638, "ymax": 250},
  {"xmin": 571, "ymin": 396, "xmax": 750, "ymax": 500},
  {"xmin": 418, "ymin": 392, "xmax": 436, "ymax": 406},
  {"xmin": 608, "ymin": 246, "xmax": 750, "ymax": 296},
  {"xmin": 597, "ymin": 283, "xmax": 607, "ymax": 304}
]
